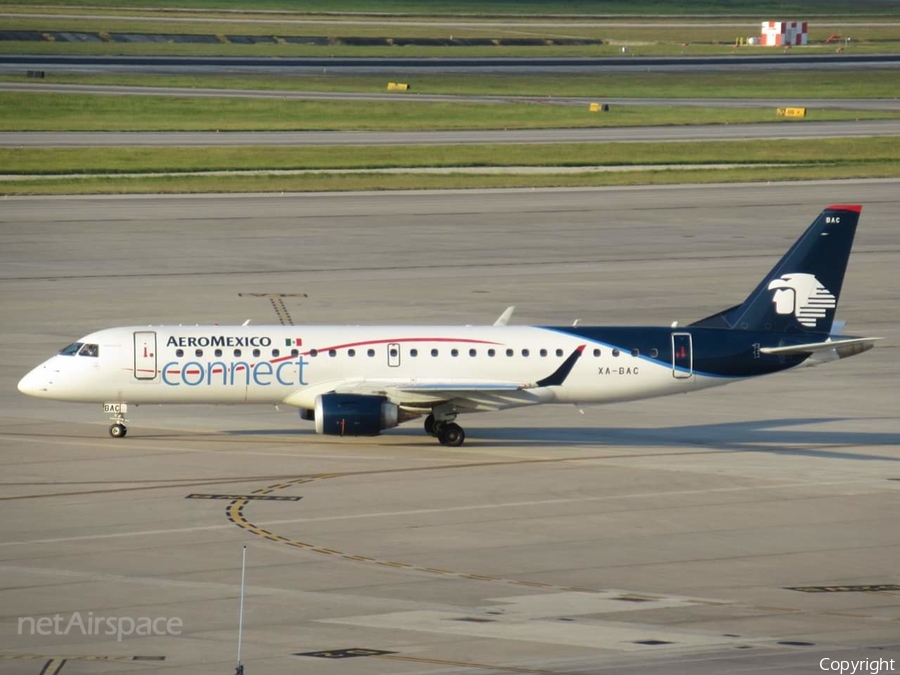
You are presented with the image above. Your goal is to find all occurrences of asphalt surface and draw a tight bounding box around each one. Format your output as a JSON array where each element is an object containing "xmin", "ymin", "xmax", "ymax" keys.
[
  {"xmin": 4, "ymin": 12, "xmax": 900, "ymax": 29},
  {"xmin": 5, "ymin": 82, "xmax": 900, "ymax": 111},
  {"xmin": 3, "ymin": 119, "xmax": 899, "ymax": 147},
  {"xmin": 2, "ymin": 182, "xmax": 899, "ymax": 674},
  {"xmin": 3, "ymin": 53, "xmax": 900, "ymax": 74}
]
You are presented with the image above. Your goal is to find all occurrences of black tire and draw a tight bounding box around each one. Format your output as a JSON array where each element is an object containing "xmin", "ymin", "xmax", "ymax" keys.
[
  {"xmin": 424, "ymin": 413, "xmax": 437, "ymax": 436},
  {"xmin": 438, "ymin": 422, "xmax": 465, "ymax": 447},
  {"xmin": 109, "ymin": 424, "xmax": 127, "ymax": 438}
]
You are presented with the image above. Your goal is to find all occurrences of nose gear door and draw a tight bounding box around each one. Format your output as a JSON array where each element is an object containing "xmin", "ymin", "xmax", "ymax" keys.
[{"xmin": 134, "ymin": 331, "xmax": 158, "ymax": 380}]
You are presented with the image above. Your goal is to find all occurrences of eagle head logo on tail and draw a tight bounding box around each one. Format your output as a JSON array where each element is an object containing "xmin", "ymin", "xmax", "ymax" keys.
[{"xmin": 767, "ymin": 273, "xmax": 836, "ymax": 327}]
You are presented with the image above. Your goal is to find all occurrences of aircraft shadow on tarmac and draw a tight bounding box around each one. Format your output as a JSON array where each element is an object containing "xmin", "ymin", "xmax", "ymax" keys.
[{"xmin": 224, "ymin": 417, "xmax": 900, "ymax": 461}]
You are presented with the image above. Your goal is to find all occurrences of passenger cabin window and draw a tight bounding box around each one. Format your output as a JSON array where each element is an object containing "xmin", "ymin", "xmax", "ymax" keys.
[
  {"xmin": 214, "ymin": 349, "xmax": 223, "ymax": 357},
  {"xmin": 348, "ymin": 349, "xmax": 356, "ymax": 357},
  {"xmin": 556, "ymin": 348, "xmax": 564, "ymax": 357},
  {"xmin": 234, "ymin": 349, "xmax": 242, "ymax": 357},
  {"xmin": 631, "ymin": 348, "xmax": 640, "ymax": 357},
  {"xmin": 612, "ymin": 349, "xmax": 620, "ymax": 357},
  {"xmin": 272, "ymin": 349, "xmax": 280, "ymax": 357},
  {"xmin": 79, "ymin": 344, "xmax": 99, "ymax": 357},
  {"xmin": 367, "ymin": 349, "xmax": 375, "ymax": 357},
  {"xmin": 431, "ymin": 348, "xmax": 439, "ymax": 357},
  {"xmin": 410, "ymin": 349, "xmax": 418, "ymax": 357},
  {"xmin": 592, "ymin": 348, "xmax": 601, "ymax": 357},
  {"xmin": 488, "ymin": 349, "xmax": 496, "ymax": 357},
  {"xmin": 506, "ymin": 348, "xmax": 514, "ymax": 357},
  {"xmin": 469, "ymin": 349, "xmax": 477, "ymax": 357},
  {"xmin": 522, "ymin": 349, "xmax": 530, "ymax": 357},
  {"xmin": 291, "ymin": 349, "xmax": 299, "ymax": 357},
  {"xmin": 310, "ymin": 349, "xmax": 318, "ymax": 357},
  {"xmin": 389, "ymin": 348, "xmax": 398, "ymax": 358},
  {"xmin": 176, "ymin": 349, "xmax": 184, "ymax": 358},
  {"xmin": 540, "ymin": 349, "xmax": 548, "ymax": 357},
  {"xmin": 451, "ymin": 349, "xmax": 459, "ymax": 357},
  {"xmin": 195, "ymin": 349, "xmax": 203, "ymax": 357},
  {"xmin": 252, "ymin": 349, "xmax": 261, "ymax": 358},
  {"xmin": 328, "ymin": 349, "xmax": 337, "ymax": 357},
  {"xmin": 59, "ymin": 342, "xmax": 83, "ymax": 356},
  {"xmin": 650, "ymin": 348, "xmax": 659, "ymax": 358}
]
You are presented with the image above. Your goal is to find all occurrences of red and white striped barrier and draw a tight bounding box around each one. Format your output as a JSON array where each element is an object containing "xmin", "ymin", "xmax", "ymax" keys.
[{"xmin": 761, "ymin": 21, "xmax": 808, "ymax": 46}]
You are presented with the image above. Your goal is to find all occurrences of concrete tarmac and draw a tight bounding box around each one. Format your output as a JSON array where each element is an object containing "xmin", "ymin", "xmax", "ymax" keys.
[
  {"xmin": 1, "ymin": 182, "xmax": 899, "ymax": 674},
  {"xmin": 3, "ymin": 53, "xmax": 900, "ymax": 75},
  {"xmin": 4, "ymin": 119, "xmax": 900, "ymax": 147}
]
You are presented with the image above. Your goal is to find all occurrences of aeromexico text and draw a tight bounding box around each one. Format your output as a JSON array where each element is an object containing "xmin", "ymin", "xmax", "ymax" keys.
[
  {"xmin": 162, "ymin": 335, "xmax": 309, "ymax": 387},
  {"xmin": 166, "ymin": 335, "xmax": 274, "ymax": 348}
]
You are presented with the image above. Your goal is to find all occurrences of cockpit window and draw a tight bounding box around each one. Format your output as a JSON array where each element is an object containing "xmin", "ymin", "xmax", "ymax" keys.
[
  {"xmin": 79, "ymin": 343, "xmax": 99, "ymax": 357},
  {"xmin": 59, "ymin": 342, "xmax": 83, "ymax": 356}
]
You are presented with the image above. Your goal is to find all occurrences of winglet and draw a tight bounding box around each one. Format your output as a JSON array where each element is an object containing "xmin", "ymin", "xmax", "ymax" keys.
[
  {"xmin": 494, "ymin": 306, "xmax": 516, "ymax": 326},
  {"xmin": 535, "ymin": 345, "xmax": 585, "ymax": 387}
]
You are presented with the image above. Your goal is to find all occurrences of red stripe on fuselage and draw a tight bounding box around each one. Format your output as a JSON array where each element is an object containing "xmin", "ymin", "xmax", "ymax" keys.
[{"xmin": 138, "ymin": 336, "xmax": 506, "ymax": 378}]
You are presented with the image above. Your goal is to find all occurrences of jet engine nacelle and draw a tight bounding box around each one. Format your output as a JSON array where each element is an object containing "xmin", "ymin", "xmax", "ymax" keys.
[{"xmin": 314, "ymin": 393, "xmax": 399, "ymax": 436}]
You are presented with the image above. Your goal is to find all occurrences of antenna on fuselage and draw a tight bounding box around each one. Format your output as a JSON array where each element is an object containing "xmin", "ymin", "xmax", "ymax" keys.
[
  {"xmin": 242, "ymin": 319, "xmax": 251, "ymax": 326},
  {"xmin": 238, "ymin": 293, "xmax": 307, "ymax": 326}
]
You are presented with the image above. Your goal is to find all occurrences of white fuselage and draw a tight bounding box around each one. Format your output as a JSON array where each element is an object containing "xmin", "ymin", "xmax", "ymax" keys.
[{"xmin": 18, "ymin": 325, "xmax": 721, "ymax": 412}]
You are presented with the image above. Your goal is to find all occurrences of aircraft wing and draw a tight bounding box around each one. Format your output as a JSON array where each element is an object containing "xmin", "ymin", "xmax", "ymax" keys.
[
  {"xmin": 760, "ymin": 337, "xmax": 881, "ymax": 357},
  {"xmin": 283, "ymin": 345, "xmax": 585, "ymax": 413}
]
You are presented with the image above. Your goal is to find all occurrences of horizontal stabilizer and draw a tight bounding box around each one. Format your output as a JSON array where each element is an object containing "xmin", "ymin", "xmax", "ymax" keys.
[{"xmin": 760, "ymin": 337, "xmax": 881, "ymax": 357}]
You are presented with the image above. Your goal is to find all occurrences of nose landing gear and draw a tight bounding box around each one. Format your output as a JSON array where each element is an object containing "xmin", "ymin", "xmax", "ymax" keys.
[{"xmin": 104, "ymin": 403, "xmax": 128, "ymax": 439}]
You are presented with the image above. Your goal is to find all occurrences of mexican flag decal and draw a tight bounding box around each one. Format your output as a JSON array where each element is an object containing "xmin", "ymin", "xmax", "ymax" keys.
[{"xmin": 285, "ymin": 338, "xmax": 303, "ymax": 347}]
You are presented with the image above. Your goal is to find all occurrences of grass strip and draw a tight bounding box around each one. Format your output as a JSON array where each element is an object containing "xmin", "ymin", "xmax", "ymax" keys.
[
  {"xmin": 1, "ymin": 93, "xmax": 898, "ymax": 131},
  {"xmin": 2, "ymin": 162, "xmax": 898, "ymax": 196},
  {"xmin": 3, "ymin": 138, "xmax": 899, "ymax": 174},
  {"xmin": 4, "ymin": 70, "xmax": 900, "ymax": 99},
  {"xmin": 5, "ymin": 15, "xmax": 899, "ymax": 42}
]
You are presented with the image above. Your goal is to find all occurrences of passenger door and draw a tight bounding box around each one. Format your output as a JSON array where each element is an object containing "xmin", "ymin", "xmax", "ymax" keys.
[
  {"xmin": 671, "ymin": 332, "xmax": 693, "ymax": 379},
  {"xmin": 133, "ymin": 331, "xmax": 158, "ymax": 380}
]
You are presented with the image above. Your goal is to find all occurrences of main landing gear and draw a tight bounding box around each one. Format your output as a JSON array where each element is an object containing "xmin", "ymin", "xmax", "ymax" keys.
[{"xmin": 424, "ymin": 413, "xmax": 465, "ymax": 447}]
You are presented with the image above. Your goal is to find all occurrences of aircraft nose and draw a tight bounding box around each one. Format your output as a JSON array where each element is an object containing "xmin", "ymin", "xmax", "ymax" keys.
[{"xmin": 18, "ymin": 365, "xmax": 48, "ymax": 397}]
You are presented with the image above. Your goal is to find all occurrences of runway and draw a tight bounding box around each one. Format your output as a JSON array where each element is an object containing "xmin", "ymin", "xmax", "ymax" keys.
[
  {"xmin": 3, "ymin": 53, "xmax": 900, "ymax": 74},
  {"xmin": 3, "ymin": 119, "xmax": 900, "ymax": 147},
  {"xmin": 4, "ymin": 12, "xmax": 899, "ymax": 29},
  {"xmin": 5, "ymin": 82, "xmax": 900, "ymax": 111},
  {"xmin": 2, "ymin": 182, "xmax": 899, "ymax": 674}
]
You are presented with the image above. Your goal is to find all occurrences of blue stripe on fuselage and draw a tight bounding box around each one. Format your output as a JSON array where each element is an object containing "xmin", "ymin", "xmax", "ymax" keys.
[{"xmin": 541, "ymin": 326, "xmax": 813, "ymax": 378}]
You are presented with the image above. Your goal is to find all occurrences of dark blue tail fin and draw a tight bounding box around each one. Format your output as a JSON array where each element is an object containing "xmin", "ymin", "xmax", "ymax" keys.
[{"xmin": 691, "ymin": 205, "xmax": 861, "ymax": 334}]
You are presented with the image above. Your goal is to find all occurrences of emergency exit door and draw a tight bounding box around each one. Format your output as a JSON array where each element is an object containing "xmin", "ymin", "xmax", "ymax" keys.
[
  {"xmin": 387, "ymin": 343, "xmax": 401, "ymax": 367},
  {"xmin": 134, "ymin": 331, "xmax": 158, "ymax": 380},
  {"xmin": 671, "ymin": 332, "xmax": 693, "ymax": 379}
]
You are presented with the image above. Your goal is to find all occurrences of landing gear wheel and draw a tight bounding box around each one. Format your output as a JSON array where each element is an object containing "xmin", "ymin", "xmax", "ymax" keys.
[
  {"xmin": 424, "ymin": 414, "xmax": 437, "ymax": 437},
  {"xmin": 438, "ymin": 422, "xmax": 465, "ymax": 447},
  {"xmin": 109, "ymin": 423, "xmax": 127, "ymax": 438}
]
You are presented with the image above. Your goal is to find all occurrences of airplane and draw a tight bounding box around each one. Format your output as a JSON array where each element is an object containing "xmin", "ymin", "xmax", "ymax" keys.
[{"xmin": 17, "ymin": 204, "xmax": 880, "ymax": 447}]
